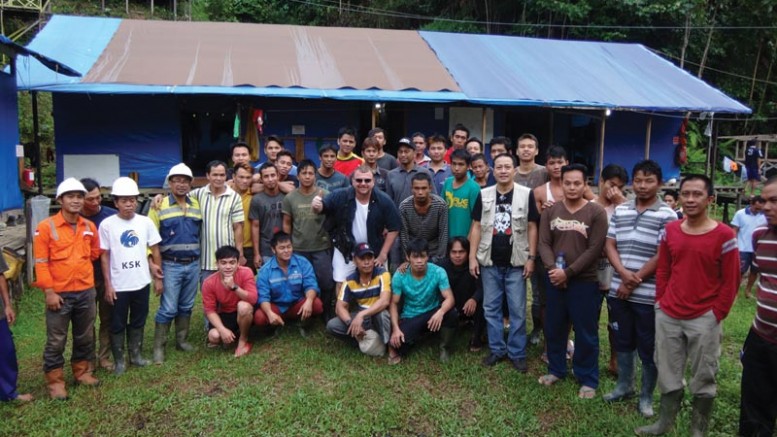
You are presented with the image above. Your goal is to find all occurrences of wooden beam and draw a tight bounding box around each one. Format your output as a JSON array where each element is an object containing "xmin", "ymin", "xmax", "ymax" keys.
[
  {"xmin": 598, "ymin": 110, "xmax": 606, "ymax": 178},
  {"xmin": 481, "ymin": 107, "xmax": 487, "ymax": 140},
  {"xmin": 645, "ymin": 116, "xmax": 653, "ymax": 159}
]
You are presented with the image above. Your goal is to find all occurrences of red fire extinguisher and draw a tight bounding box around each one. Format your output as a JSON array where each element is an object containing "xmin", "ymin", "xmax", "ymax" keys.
[{"xmin": 22, "ymin": 168, "xmax": 35, "ymax": 189}]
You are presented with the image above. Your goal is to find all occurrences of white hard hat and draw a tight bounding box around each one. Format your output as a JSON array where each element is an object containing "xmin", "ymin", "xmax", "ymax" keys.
[
  {"xmin": 55, "ymin": 178, "xmax": 87, "ymax": 198},
  {"xmin": 111, "ymin": 177, "xmax": 140, "ymax": 196},
  {"xmin": 167, "ymin": 163, "xmax": 193, "ymax": 181}
]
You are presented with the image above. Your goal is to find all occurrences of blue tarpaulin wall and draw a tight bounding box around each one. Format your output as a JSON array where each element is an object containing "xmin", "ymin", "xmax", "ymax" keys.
[
  {"xmin": 53, "ymin": 94, "xmax": 180, "ymax": 187},
  {"xmin": 0, "ymin": 72, "xmax": 23, "ymax": 211},
  {"xmin": 603, "ymin": 112, "xmax": 682, "ymax": 181}
]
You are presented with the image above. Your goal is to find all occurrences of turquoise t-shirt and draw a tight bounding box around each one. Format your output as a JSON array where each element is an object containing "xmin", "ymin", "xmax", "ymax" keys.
[
  {"xmin": 442, "ymin": 176, "xmax": 481, "ymax": 238},
  {"xmin": 392, "ymin": 263, "xmax": 450, "ymax": 319}
]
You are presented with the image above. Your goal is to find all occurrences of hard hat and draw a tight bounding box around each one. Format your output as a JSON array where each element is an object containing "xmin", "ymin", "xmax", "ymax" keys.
[
  {"xmin": 167, "ymin": 163, "xmax": 193, "ymax": 181},
  {"xmin": 55, "ymin": 178, "xmax": 87, "ymax": 198},
  {"xmin": 111, "ymin": 177, "xmax": 140, "ymax": 196}
]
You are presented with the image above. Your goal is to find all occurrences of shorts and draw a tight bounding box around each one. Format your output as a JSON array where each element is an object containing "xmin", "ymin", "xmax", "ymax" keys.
[
  {"xmin": 740, "ymin": 252, "xmax": 758, "ymax": 274},
  {"xmin": 215, "ymin": 312, "xmax": 240, "ymax": 336},
  {"xmin": 746, "ymin": 164, "xmax": 760, "ymax": 181}
]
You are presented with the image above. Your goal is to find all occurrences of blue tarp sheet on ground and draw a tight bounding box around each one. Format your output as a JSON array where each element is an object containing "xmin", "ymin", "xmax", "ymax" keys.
[
  {"xmin": 0, "ymin": 72, "xmax": 23, "ymax": 211},
  {"xmin": 420, "ymin": 31, "xmax": 751, "ymax": 113}
]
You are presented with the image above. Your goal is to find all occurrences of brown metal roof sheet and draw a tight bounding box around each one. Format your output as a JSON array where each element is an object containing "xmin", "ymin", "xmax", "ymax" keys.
[{"xmin": 83, "ymin": 19, "xmax": 460, "ymax": 92}]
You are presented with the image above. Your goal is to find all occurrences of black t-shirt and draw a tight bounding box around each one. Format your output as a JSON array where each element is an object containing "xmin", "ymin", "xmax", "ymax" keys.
[
  {"xmin": 745, "ymin": 144, "xmax": 762, "ymax": 168},
  {"xmin": 471, "ymin": 189, "xmax": 539, "ymax": 267}
]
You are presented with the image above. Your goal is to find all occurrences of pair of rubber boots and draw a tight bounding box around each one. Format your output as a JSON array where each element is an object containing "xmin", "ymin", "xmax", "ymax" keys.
[
  {"xmin": 635, "ymin": 390, "xmax": 714, "ymax": 437},
  {"xmin": 44, "ymin": 361, "xmax": 100, "ymax": 400},
  {"xmin": 603, "ymin": 351, "xmax": 656, "ymax": 417},
  {"xmin": 111, "ymin": 327, "xmax": 153, "ymax": 375},
  {"xmin": 152, "ymin": 316, "xmax": 195, "ymax": 364}
]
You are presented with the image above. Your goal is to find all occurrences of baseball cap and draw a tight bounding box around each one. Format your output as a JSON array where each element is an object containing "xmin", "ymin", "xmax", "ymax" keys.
[
  {"xmin": 396, "ymin": 137, "xmax": 415, "ymax": 151},
  {"xmin": 353, "ymin": 242, "xmax": 375, "ymax": 258}
]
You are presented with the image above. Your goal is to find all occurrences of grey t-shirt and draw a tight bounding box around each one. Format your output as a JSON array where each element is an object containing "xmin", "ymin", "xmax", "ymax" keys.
[
  {"xmin": 377, "ymin": 154, "xmax": 399, "ymax": 171},
  {"xmin": 514, "ymin": 164, "xmax": 549, "ymax": 190},
  {"xmin": 249, "ymin": 191, "xmax": 286, "ymax": 257},
  {"xmin": 315, "ymin": 170, "xmax": 349, "ymax": 193}
]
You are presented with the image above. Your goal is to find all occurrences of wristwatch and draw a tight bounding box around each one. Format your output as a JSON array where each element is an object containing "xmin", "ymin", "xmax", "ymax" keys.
[
  {"xmin": 527, "ymin": 255, "xmax": 537, "ymax": 260},
  {"xmin": 230, "ymin": 284, "xmax": 238, "ymax": 291}
]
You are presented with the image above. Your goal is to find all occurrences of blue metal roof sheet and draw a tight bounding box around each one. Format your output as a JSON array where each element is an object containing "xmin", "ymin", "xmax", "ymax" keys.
[{"xmin": 420, "ymin": 31, "xmax": 750, "ymax": 113}]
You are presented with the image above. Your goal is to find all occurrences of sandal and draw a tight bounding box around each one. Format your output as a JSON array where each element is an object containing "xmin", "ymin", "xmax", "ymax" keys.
[
  {"xmin": 388, "ymin": 354, "xmax": 402, "ymax": 366},
  {"xmin": 578, "ymin": 385, "xmax": 596, "ymax": 399},
  {"xmin": 234, "ymin": 342, "xmax": 253, "ymax": 358},
  {"xmin": 538, "ymin": 374, "xmax": 561, "ymax": 386}
]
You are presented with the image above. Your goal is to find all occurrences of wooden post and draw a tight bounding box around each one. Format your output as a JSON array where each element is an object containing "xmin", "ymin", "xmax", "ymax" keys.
[
  {"xmin": 32, "ymin": 91, "xmax": 42, "ymax": 195},
  {"xmin": 548, "ymin": 111, "xmax": 554, "ymax": 147},
  {"xmin": 481, "ymin": 108, "xmax": 487, "ymax": 140},
  {"xmin": 598, "ymin": 110, "xmax": 606, "ymax": 178},
  {"xmin": 371, "ymin": 108, "xmax": 377, "ymax": 129},
  {"xmin": 645, "ymin": 116, "xmax": 652, "ymax": 159}
]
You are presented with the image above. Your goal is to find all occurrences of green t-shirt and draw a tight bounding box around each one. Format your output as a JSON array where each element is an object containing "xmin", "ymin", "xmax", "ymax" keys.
[
  {"xmin": 442, "ymin": 176, "xmax": 481, "ymax": 238},
  {"xmin": 392, "ymin": 263, "xmax": 450, "ymax": 319},
  {"xmin": 281, "ymin": 189, "xmax": 330, "ymax": 252}
]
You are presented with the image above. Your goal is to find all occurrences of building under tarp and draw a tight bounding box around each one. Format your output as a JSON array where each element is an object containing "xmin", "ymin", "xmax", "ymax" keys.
[{"xmin": 13, "ymin": 15, "xmax": 750, "ymax": 187}]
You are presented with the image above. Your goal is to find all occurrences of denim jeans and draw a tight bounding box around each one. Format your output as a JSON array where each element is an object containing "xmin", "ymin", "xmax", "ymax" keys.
[
  {"xmin": 110, "ymin": 285, "xmax": 150, "ymax": 334},
  {"xmin": 44, "ymin": 288, "xmax": 96, "ymax": 372},
  {"xmin": 155, "ymin": 260, "xmax": 200, "ymax": 324},
  {"xmin": 481, "ymin": 265, "xmax": 527, "ymax": 360},
  {"xmin": 545, "ymin": 279, "xmax": 600, "ymax": 388}
]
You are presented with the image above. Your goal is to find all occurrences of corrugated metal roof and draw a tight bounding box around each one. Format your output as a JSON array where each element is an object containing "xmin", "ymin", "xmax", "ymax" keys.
[
  {"xmin": 13, "ymin": 15, "xmax": 750, "ymax": 113},
  {"xmin": 421, "ymin": 31, "xmax": 750, "ymax": 113},
  {"xmin": 85, "ymin": 19, "xmax": 460, "ymax": 92}
]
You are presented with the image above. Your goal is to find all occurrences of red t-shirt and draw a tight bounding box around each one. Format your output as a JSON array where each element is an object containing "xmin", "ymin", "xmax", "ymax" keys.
[
  {"xmin": 656, "ymin": 221, "xmax": 739, "ymax": 321},
  {"xmin": 202, "ymin": 266, "xmax": 258, "ymax": 315},
  {"xmin": 334, "ymin": 153, "xmax": 364, "ymax": 177}
]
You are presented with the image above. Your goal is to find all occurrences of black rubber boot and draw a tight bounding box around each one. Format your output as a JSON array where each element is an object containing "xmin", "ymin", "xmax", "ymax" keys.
[
  {"xmin": 604, "ymin": 351, "xmax": 636, "ymax": 402},
  {"xmin": 153, "ymin": 322, "xmax": 171, "ymax": 364},
  {"xmin": 439, "ymin": 327, "xmax": 455, "ymax": 363},
  {"xmin": 111, "ymin": 332, "xmax": 127, "ymax": 375},
  {"xmin": 634, "ymin": 390, "xmax": 683, "ymax": 436},
  {"xmin": 174, "ymin": 316, "xmax": 194, "ymax": 352},
  {"xmin": 128, "ymin": 328, "xmax": 150, "ymax": 367},
  {"xmin": 690, "ymin": 395, "xmax": 714, "ymax": 437}
]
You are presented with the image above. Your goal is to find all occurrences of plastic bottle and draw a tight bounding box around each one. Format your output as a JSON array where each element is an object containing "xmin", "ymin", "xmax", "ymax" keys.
[{"xmin": 555, "ymin": 252, "xmax": 566, "ymax": 270}]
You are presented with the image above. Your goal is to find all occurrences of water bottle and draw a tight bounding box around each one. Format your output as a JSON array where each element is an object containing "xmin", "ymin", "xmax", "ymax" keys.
[{"xmin": 555, "ymin": 252, "xmax": 566, "ymax": 270}]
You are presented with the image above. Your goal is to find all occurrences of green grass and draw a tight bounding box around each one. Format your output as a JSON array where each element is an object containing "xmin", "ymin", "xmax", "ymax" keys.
[{"xmin": 0, "ymin": 286, "xmax": 757, "ymax": 436}]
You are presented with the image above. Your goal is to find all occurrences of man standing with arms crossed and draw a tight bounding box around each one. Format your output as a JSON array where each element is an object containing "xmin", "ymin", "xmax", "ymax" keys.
[
  {"xmin": 604, "ymin": 160, "xmax": 677, "ymax": 417},
  {"xmin": 636, "ymin": 174, "xmax": 739, "ymax": 436},
  {"xmin": 148, "ymin": 164, "xmax": 202, "ymax": 364},
  {"xmin": 34, "ymin": 178, "xmax": 102, "ymax": 399}
]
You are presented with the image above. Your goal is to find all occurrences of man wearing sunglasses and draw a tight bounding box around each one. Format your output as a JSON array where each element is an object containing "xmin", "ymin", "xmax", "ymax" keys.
[{"xmin": 312, "ymin": 164, "xmax": 401, "ymax": 294}]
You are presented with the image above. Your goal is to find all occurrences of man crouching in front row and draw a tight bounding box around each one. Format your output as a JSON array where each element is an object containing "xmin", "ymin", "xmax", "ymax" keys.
[
  {"xmin": 326, "ymin": 242, "xmax": 392, "ymax": 356},
  {"xmin": 388, "ymin": 238, "xmax": 458, "ymax": 365},
  {"xmin": 202, "ymin": 245, "xmax": 257, "ymax": 357}
]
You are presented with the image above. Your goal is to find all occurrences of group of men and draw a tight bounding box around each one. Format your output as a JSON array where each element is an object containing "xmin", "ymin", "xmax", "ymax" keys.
[{"xmin": 0, "ymin": 124, "xmax": 772, "ymax": 437}]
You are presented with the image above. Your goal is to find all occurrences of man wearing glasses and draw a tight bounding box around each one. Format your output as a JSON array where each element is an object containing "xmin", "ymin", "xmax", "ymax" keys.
[{"xmin": 312, "ymin": 165, "xmax": 401, "ymax": 292}]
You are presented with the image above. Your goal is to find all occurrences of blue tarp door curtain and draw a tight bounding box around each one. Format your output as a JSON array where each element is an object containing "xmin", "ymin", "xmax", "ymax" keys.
[{"xmin": 0, "ymin": 71, "xmax": 23, "ymax": 212}]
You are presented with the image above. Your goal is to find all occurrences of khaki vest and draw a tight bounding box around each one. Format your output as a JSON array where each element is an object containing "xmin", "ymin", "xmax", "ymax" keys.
[{"xmin": 476, "ymin": 183, "xmax": 531, "ymax": 267}]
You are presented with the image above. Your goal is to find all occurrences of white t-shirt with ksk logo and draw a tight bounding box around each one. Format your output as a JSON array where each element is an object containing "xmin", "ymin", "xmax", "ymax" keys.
[{"xmin": 99, "ymin": 214, "xmax": 162, "ymax": 292}]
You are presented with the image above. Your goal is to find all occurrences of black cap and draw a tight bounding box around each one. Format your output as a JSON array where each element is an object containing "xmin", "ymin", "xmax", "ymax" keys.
[
  {"xmin": 353, "ymin": 242, "xmax": 375, "ymax": 258},
  {"xmin": 396, "ymin": 137, "xmax": 415, "ymax": 151}
]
